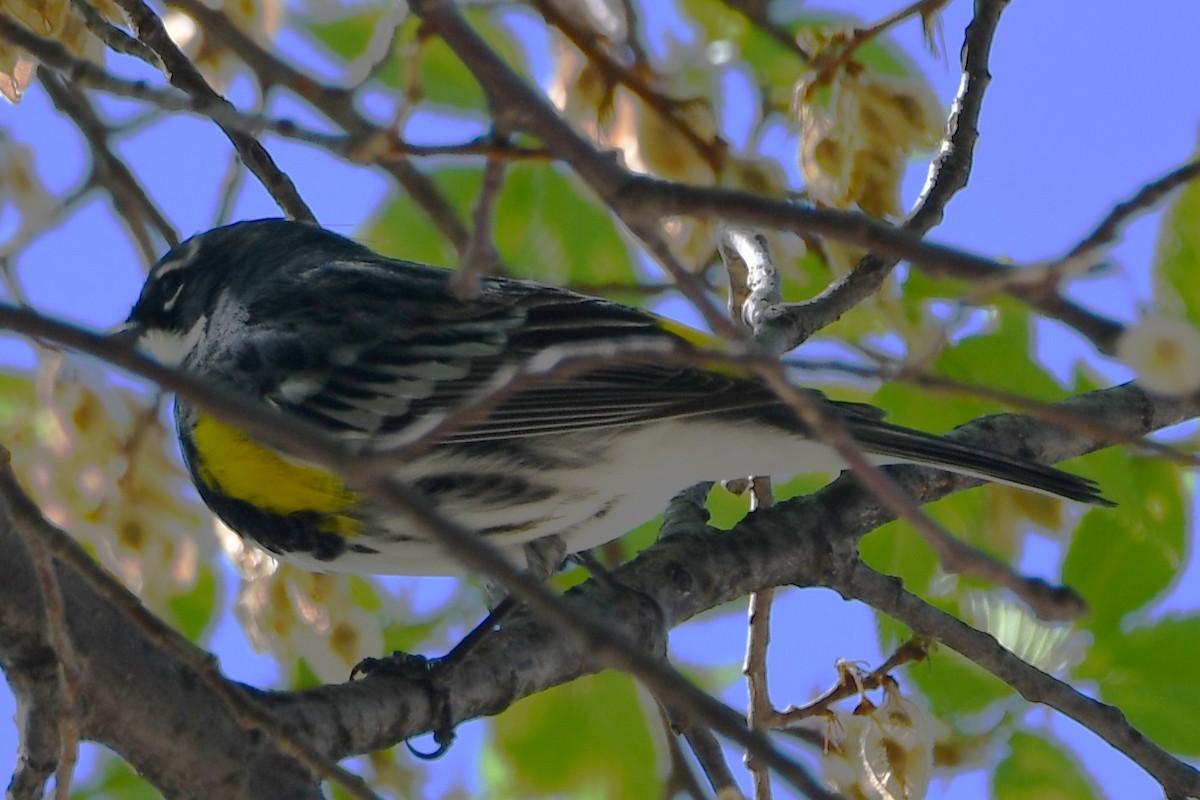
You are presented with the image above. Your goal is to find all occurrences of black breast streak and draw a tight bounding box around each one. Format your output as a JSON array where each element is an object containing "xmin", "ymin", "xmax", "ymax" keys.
[{"xmin": 205, "ymin": 491, "xmax": 349, "ymax": 561}]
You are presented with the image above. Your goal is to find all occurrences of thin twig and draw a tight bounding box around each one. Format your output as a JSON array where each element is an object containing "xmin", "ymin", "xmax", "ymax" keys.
[
  {"xmin": 616, "ymin": 0, "xmax": 651, "ymax": 70},
  {"xmin": 0, "ymin": 181, "xmax": 94, "ymax": 264},
  {"xmin": 37, "ymin": 68, "xmax": 178, "ymax": 260},
  {"xmin": 743, "ymin": 580, "xmax": 775, "ymax": 799},
  {"xmin": 788, "ymin": 352, "xmax": 1199, "ymax": 466},
  {"xmin": 662, "ymin": 720, "xmax": 711, "ymax": 800},
  {"xmin": 69, "ymin": 0, "xmax": 161, "ymax": 65},
  {"xmin": 805, "ymin": 0, "xmax": 951, "ymax": 91},
  {"xmin": 677, "ymin": 713, "xmax": 740, "ymax": 795},
  {"xmin": 451, "ymin": 142, "xmax": 507, "ymax": 299},
  {"xmin": 112, "ymin": 0, "xmax": 316, "ymax": 223},
  {"xmin": 722, "ymin": 226, "xmax": 782, "ymax": 797},
  {"xmin": 0, "ymin": 18, "xmax": 548, "ymax": 169},
  {"xmin": 715, "ymin": 222, "xmax": 1090, "ymax": 620},
  {"xmin": 3, "ymin": 300, "xmax": 1197, "ymax": 794},
  {"xmin": 716, "ymin": 0, "xmax": 813, "ymax": 63},
  {"xmin": 213, "ymin": 152, "xmax": 246, "ymax": 227},
  {"xmin": 767, "ymin": 0, "xmax": 1009, "ymax": 351},
  {"xmin": 772, "ymin": 639, "xmax": 931, "ymax": 727},
  {"xmin": 844, "ymin": 562, "xmax": 1200, "ymax": 799},
  {"xmin": 1069, "ymin": 158, "xmax": 1200, "ymax": 260},
  {"xmin": 530, "ymin": 0, "xmax": 726, "ymax": 172},
  {"xmin": 167, "ymin": 0, "xmax": 472, "ymax": 251}
]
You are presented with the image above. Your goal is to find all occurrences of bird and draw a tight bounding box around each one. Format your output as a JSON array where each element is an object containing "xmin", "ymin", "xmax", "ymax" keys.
[{"xmin": 121, "ymin": 218, "xmax": 1108, "ymax": 577}]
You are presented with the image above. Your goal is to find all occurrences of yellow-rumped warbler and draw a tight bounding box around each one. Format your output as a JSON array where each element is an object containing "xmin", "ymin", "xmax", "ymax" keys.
[{"xmin": 123, "ymin": 219, "xmax": 1107, "ymax": 576}]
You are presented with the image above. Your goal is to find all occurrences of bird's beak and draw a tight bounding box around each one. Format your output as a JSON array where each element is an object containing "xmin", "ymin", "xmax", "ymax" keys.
[{"xmin": 107, "ymin": 319, "xmax": 143, "ymax": 347}]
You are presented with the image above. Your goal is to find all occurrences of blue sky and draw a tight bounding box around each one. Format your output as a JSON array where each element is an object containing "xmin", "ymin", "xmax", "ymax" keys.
[{"xmin": 1, "ymin": 1, "xmax": 1198, "ymax": 797}]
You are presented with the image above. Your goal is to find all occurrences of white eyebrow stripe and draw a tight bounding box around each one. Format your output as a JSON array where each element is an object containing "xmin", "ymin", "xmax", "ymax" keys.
[{"xmin": 150, "ymin": 237, "xmax": 202, "ymax": 278}]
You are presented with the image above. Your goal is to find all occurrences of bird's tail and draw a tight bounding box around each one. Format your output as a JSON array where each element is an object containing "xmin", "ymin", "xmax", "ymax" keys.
[{"xmin": 846, "ymin": 418, "xmax": 1111, "ymax": 506}]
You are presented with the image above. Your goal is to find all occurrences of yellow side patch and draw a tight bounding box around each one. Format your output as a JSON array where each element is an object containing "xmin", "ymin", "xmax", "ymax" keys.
[
  {"xmin": 656, "ymin": 317, "xmax": 722, "ymax": 349},
  {"xmin": 190, "ymin": 414, "xmax": 362, "ymax": 537},
  {"xmin": 655, "ymin": 318, "xmax": 751, "ymax": 377}
]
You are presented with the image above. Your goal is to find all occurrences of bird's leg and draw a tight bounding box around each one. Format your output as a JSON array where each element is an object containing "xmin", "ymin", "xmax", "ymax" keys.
[{"xmin": 349, "ymin": 535, "xmax": 569, "ymax": 758}]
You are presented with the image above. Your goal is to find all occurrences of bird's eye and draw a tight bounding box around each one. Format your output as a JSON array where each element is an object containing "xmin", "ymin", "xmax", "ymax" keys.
[
  {"xmin": 147, "ymin": 236, "xmax": 204, "ymax": 313},
  {"xmin": 153, "ymin": 267, "xmax": 186, "ymax": 312}
]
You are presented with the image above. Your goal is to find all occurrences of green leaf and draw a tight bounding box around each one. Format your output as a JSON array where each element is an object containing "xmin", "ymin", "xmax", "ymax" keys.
[
  {"xmin": 290, "ymin": 657, "xmax": 323, "ymax": 690},
  {"xmin": 0, "ymin": 370, "xmax": 33, "ymax": 424},
  {"xmin": 706, "ymin": 473, "xmax": 829, "ymax": 530},
  {"xmin": 860, "ymin": 474, "xmax": 1023, "ymax": 593},
  {"xmin": 676, "ymin": 0, "xmax": 794, "ymax": 110},
  {"xmin": 905, "ymin": 639, "xmax": 1012, "ymax": 717},
  {"xmin": 486, "ymin": 671, "xmax": 663, "ymax": 798},
  {"xmin": 365, "ymin": 164, "xmax": 637, "ymax": 286},
  {"xmin": 1077, "ymin": 615, "xmax": 1200, "ymax": 755},
  {"xmin": 1062, "ymin": 450, "xmax": 1185, "ymax": 632},
  {"xmin": 872, "ymin": 300, "xmax": 1063, "ymax": 433},
  {"xmin": 676, "ymin": 2, "xmax": 915, "ymax": 111},
  {"xmin": 1152, "ymin": 137, "xmax": 1200, "ymax": 324},
  {"xmin": 992, "ymin": 731, "xmax": 1099, "ymax": 800},
  {"xmin": 365, "ymin": 168, "xmax": 480, "ymax": 266},
  {"xmin": 304, "ymin": 8, "xmax": 527, "ymax": 110},
  {"xmin": 381, "ymin": 616, "xmax": 442, "ymax": 657},
  {"xmin": 934, "ymin": 297, "xmax": 1065, "ymax": 404},
  {"xmin": 873, "ymin": 618, "xmax": 1012, "ymax": 714},
  {"xmin": 493, "ymin": 164, "xmax": 636, "ymax": 284},
  {"xmin": 166, "ymin": 564, "xmax": 219, "ymax": 642},
  {"xmin": 71, "ymin": 751, "xmax": 162, "ymax": 800},
  {"xmin": 616, "ymin": 513, "xmax": 665, "ymax": 559},
  {"xmin": 348, "ymin": 575, "xmax": 383, "ymax": 612},
  {"xmin": 860, "ymin": 515, "xmax": 939, "ymax": 597},
  {"xmin": 876, "ymin": 617, "xmax": 1012, "ymax": 717}
]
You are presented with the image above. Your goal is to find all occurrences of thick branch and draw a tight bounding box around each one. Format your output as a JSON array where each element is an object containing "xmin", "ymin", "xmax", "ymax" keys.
[{"xmin": 0, "ymin": 463, "xmax": 327, "ymax": 798}]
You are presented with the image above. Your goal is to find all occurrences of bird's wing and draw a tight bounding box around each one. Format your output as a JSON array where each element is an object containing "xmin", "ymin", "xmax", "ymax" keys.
[
  {"xmin": 223, "ymin": 256, "xmax": 1108, "ymax": 504},
  {"xmin": 242, "ymin": 257, "xmax": 804, "ymax": 442}
]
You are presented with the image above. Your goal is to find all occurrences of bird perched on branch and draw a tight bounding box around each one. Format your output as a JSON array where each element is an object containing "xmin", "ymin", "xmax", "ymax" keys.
[{"xmin": 121, "ymin": 219, "xmax": 1108, "ymax": 577}]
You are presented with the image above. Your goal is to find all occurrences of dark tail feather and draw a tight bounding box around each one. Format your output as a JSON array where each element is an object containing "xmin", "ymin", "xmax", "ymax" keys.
[{"xmin": 848, "ymin": 420, "xmax": 1113, "ymax": 506}]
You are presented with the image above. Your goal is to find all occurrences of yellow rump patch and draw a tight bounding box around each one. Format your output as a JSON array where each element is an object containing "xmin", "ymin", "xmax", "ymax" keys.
[{"xmin": 190, "ymin": 414, "xmax": 362, "ymax": 537}]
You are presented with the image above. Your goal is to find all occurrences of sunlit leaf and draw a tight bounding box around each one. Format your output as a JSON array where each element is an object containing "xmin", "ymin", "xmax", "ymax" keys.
[
  {"xmin": 860, "ymin": 511, "xmax": 940, "ymax": 597},
  {"xmin": 1062, "ymin": 451, "xmax": 1185, "ymax": 632},
  {"xmin": 1077, "ymin": 616, "xmax": 1200, "ymax": 755},
  {"xmin": 486, "ymin": 671, "xmax": 663, "ymax": 798},
  {"xmin": 493, "ymin": 164, "xmax": 635, "ymax": 284},
  {"xmin": 365, "ymin": 164, "xmax": 637, "ymax": 286},
  {"xmin": 364, "ymin": 168, "xmax": 480, "ymax": 267},
  {"xmin": 906, "ymin": 639, "xmax": 1012, "ymax": 717},
  {"xmin": 1152, "ymin": 137, "xmax": 1200, "ymax": 325},
  {"xmin": 304, "ymin": 7, "xmax": 527, "ymax": 110},
  {"xmin": 71, "ymin": 750, "xmax": 162, "ymax": 800},
  {"xmin": 992, "ymin": 731, "xmax": 1099, "ymax": 800},
  {"xmin": 876, "ymin": 617, "xmax": 1011, "ymax": 717},
  {"xmin": 166, "ymin": 563, "xmax": 218, "ymax": 642},
  {"xmin": 677, "ymin": 2, "xmax": 917, "ymax": 111},
  {"xmin": 0, "ymin": 371, "xmax": 33, "ymax": 422}
]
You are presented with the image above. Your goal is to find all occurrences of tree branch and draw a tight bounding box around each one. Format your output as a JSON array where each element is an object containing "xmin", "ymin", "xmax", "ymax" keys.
[
  {"xmin": 112, "ymin": 0, "xmax": 316, "ymax": 224},
  {"xmin": 841, "ymin": 564, "xmax": 1200, "ymax": 799}
]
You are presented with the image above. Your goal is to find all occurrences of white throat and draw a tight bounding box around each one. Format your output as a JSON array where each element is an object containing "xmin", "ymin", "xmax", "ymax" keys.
[{"xmin": 138, "ymin": 315, "xmax": 206, "ymax": 368}]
